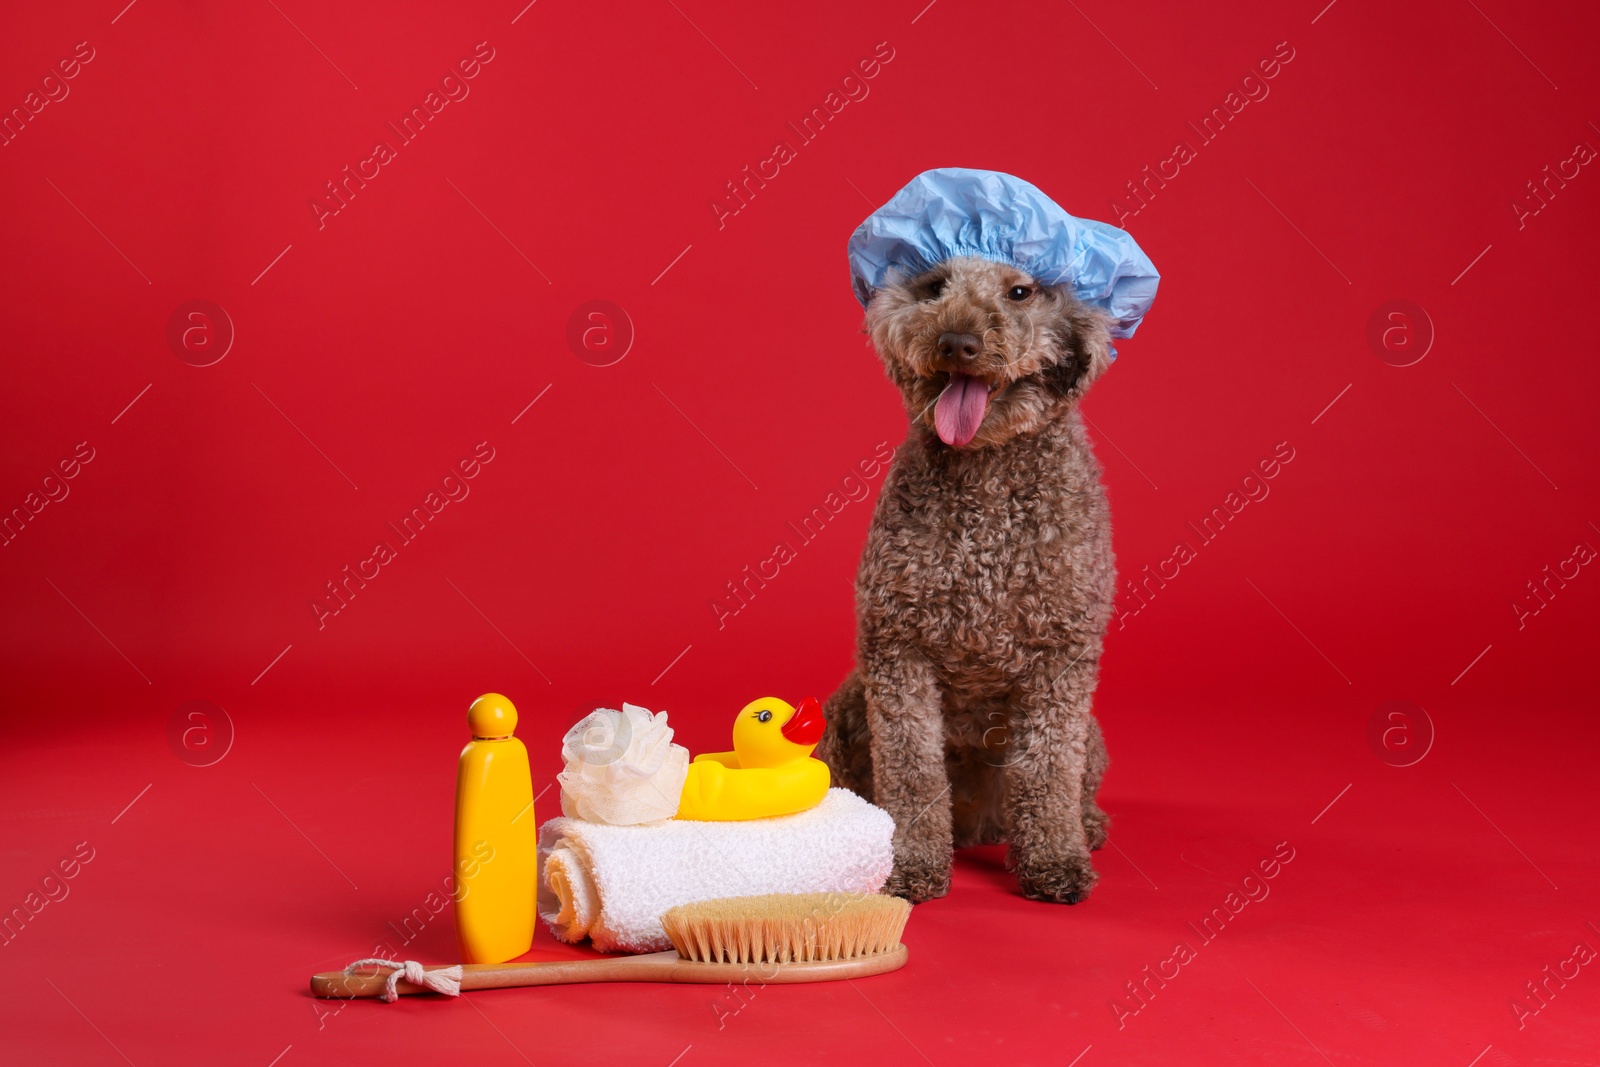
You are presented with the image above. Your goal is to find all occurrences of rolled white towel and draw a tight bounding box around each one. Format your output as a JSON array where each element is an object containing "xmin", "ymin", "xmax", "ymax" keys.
[{"xmin": 537, "ymin": 788, "xmax": 896, "ymax": 954}]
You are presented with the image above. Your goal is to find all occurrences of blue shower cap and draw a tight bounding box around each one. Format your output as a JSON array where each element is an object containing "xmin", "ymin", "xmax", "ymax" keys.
[{"xmin": 847, "ymin": 168, "xmax": 1159, "ymax": 339}]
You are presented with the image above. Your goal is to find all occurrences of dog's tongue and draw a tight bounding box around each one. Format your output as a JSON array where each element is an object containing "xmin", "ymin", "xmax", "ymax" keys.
[{"xmin": 934, "ymin": 373, "xmax": 988, "ymax": 447}]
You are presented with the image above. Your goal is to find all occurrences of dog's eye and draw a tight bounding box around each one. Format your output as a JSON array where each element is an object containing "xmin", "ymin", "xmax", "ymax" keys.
[
  {"xmin": 921, "ymin": 277, "xmax": 946, "ymax": 301},
  {"xmin": 1006, "ymin": 286, "xmax": 1034, "ymax": 302}
]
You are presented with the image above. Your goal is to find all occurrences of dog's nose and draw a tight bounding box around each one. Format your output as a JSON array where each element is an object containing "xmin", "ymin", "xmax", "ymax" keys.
[{"xmin": 937, "ymin": 332, "xmax": 982, "ymax": 363}]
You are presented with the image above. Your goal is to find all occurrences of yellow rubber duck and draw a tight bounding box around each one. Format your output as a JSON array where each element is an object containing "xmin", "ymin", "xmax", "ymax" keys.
[{"xmin": 676, "ymin": 696, "xmax": 831, "ymax": 821}]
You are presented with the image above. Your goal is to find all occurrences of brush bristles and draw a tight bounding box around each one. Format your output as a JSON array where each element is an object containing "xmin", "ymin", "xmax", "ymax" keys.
[{"xmin": 661, "ymin": 892, "xmax": 911, "ymax": 965}]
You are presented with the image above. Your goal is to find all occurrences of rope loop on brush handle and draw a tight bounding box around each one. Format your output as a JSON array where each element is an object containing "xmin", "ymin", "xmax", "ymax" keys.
[{"xmin": 343, "ymin": 958, "xmax": 464, "ymax": 1002}]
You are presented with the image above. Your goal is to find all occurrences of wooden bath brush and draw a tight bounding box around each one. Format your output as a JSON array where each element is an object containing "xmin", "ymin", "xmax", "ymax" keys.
[{"xmin": 310, "ymin": 892, "xmax": 911, "ymax": 1000}]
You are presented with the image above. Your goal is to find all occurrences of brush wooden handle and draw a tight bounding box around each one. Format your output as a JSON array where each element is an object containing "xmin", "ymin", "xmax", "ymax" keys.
[{"xmin": 311, "ymin": 944, "xmax": 908, "ymax": 998}]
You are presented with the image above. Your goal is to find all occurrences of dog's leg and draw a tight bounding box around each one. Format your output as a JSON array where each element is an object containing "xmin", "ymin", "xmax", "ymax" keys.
[
  {"xmin": 948, "ymin": 747, "xmax": 1008, "ymax": 848},
  {"xmin": 862, "ymin": 649, "xmax": 951, "ymax": 902},
  {"xmin": 818, "ymin": 669, "xmax": 874, "ymax": 802},
  {"xmin": 1005, "ymin": 652, "xmax": 1101, "ymax": 903},
  {"xmin": 1082, "ymin": 715, "xmax": 1110, "ymax": 850},
  {"xmin": 948, "ymin": 699, "xmax": 1015, "ymax": 848}
]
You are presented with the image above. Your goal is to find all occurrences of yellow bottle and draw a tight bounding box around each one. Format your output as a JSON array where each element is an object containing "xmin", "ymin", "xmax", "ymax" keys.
[{"xmin": 454, "ymin": 693, "xmax": 537, "ymax": 964}]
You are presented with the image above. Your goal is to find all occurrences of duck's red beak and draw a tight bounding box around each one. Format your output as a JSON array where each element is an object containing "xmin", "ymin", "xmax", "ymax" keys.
[{"xmin": 781, "ymin": 696, "xmax": 826, "ymax": 746}]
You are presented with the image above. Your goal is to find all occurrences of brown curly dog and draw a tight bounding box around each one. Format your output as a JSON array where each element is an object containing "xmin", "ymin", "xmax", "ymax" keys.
[{"xmin": 818, "ymin": 255, "xmax": 1115, "ymax": 904}]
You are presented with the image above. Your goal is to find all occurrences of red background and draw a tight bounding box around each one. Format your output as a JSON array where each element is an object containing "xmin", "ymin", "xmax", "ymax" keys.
[{"xmin": 3, "ymin": 0, "xmax": 1597, "ymax": 1064}]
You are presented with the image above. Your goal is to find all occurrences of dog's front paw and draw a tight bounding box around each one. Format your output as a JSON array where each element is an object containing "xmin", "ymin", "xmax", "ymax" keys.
[
  {"xmin": 1012, "ymin": 849, "xmax": 1098, "ymax": 904},
  {"xmin": 885, "ymin": 854, "xmax": 951, "ymax": 903}
]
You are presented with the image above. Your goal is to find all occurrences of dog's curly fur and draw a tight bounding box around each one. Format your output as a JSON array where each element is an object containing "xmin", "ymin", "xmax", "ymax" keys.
[{"xmin": 818, "ymin": 255, "xmax": 1116, "ymax": 905}]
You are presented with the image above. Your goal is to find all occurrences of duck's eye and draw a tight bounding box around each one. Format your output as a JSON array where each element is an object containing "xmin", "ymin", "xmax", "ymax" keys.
[
  {"xmin": 756, "ymin": 710, "xmax": 773, "ymax": 723},
  {"xmin": 1006, "ymin": 285, "xmax": 1034, "ymax": 302}
]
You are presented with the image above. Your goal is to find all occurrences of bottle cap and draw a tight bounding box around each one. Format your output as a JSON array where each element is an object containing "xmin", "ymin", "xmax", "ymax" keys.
[{"xmin": 468, "ymin": 693, "xmax": 517, "ymax": 738}]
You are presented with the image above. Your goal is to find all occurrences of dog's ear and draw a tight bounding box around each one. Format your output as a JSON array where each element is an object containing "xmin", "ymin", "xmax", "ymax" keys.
[{"xmin": 1042, "ymin": 302, "xmax": 1113, "ymax": 399}]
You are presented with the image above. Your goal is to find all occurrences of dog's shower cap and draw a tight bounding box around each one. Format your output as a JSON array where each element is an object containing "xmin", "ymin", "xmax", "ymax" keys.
[{"xmin": 847, "ymin": 168, "xmax": 1160, "ymax": 339}]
